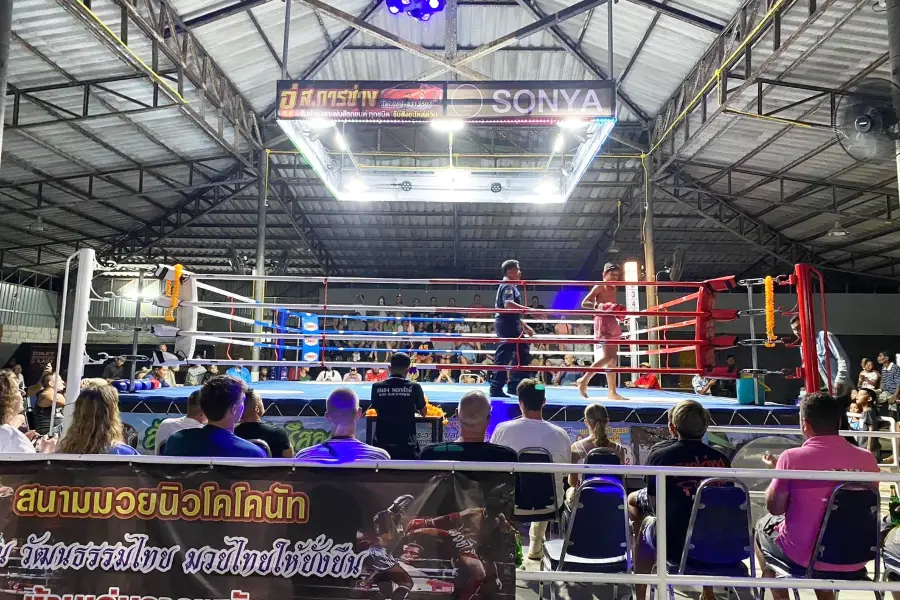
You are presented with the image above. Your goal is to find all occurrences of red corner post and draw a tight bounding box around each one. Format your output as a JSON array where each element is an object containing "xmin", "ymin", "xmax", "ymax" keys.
[
  {"xmin": 793, "ymin": 263, "xmax": 821, "ymax": 394},
  {"xmin": 695, "ymin": 275, "xmax": 738, "ymax": 378}
]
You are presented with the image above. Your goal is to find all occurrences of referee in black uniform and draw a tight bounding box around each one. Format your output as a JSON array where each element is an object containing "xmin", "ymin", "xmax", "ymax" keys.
[{"xmin": 489, "ymin": 260, "xmax": 536, "ymax": 398}]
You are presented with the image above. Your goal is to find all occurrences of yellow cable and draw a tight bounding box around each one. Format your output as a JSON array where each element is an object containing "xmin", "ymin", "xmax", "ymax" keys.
[
  {"xmin": 764, "ymin": 275, "xmax": 776, "ymax": 348},
  {"xmin": 77, "ymin": 2, "xmax": 187, "ymax": 104},
  {"xmin": 649, "ymin": 0, "xmax": 791, "ymax": 156}
]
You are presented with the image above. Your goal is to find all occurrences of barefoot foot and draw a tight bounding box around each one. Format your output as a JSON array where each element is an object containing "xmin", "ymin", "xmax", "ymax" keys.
[{"xmin": 607, "ymin": 391, "xmax": 628, "ymax": 401}]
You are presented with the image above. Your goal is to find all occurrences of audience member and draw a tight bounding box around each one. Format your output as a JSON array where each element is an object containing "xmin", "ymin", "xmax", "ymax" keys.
[
  {"xmin": 34, "ymin": 372, "xmax": 65, "ymax": 436},
  {"xmin": 630, "ymin": 400, "xmax": 729, "ymax": 600},
  {"xmin": 200, "ymin": 364, "xmax": 220, "ymax": 384},
  {"xmin": 566, "ymin": 403, "xmax": 625, "ymax": 506},
  {"xmin": 790, "ymin": 316, "xmax": 850, "ymax": 398},
  {"xmin": 435, "ymin": 355, "xmax": 455, "ymax": 383},
  {"xmin": 163, "ymin": 376, "xmax": 265, "ymax": 458},
  {"xmin": 858, "ymin": 358, "xmax": 880, "ymax": 390},
  {"xmin": 490, "ymin": 379, "xmax": 570, "ymax": 560},
  {"xmin": 422, "ymin": 390, "xmax": 517, "ymax": 462},
  {"xmin": 691, "ymin": 373, "xmax": 716, "ymax": 395},
  {"xmin": 755, "ymin": 393, "xmax": 879, "ymax": 600},
  {"xmin": 295, "ymin": 387, "xmax": 389, "ymax": 462},
  {"xmin": 316, "ymin": 366, "xmax": 342, "ymax": 383},
  {"xmin": 147, "ymin": 366, "xmax": 173, "ymax": 388},
  {"xmin": 370, "ymin": 353, "xmax": 427, "ymax": 459},
  {"xmin": 155, "ymin": 390, "xmax": 205, "ymax": 454},
  {"xmin": 234, "ymin": 388, "xmax": 293, "ymax": 458},
  {"xmin": 625, "ymin": 363, "xmax": 661, "ymax": 390},
  {"xmin": 11, "ymin": 363, "xmax": 24, "ymax": 393},
  {"xmin": 718, "ymin": 355, "xmax": 738, "ymax": 397},
  {"xmin": 343, "ymin": 367, "xmax": 362, "ymax": 383},
  {"xmin": 57, "ymin": 384, "xmax": 138, "ymax": 455},
  {"xmin": 853, "ymin": 388, "xmax": 880, "ymax": 459},
  {"xmin": 878, "ymin": 351, "xmax": 900, "ymax": 407},
  {"xmin": 0, "ymin": 371, "xmax": 53, "ymax": 453},
  {"xmin": 102, "ymin": 357, "xmax": 126, "ymax": 382},
  {"xmin": 552, "ymin": 354, "xmax": 580, "ymax": 386}
]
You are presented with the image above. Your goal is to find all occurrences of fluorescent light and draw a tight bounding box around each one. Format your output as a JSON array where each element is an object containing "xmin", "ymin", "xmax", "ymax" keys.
[
  {"xmin": 334, "ymin": 132, "xmax": 348, "ymax": 151},
  {"xmin": 344, "ymin": 178, "xmax": 369, "ymax": 194},
  {"xmin": 430, "ymin": 118, "xmax": 465, "ymax": 132},
  {"xmin": 305, "ymin": 118, "xmax": 335, "ymax": 130},
  {"xmin": 434, "ymin": 168, "xmax": 470, "ymax": 187},
  {"xmin": 624, "ymin": 261, "xmax": 640, "ymax": 282},
  {"xmin": 534, "ymin": 179, "xmax": 557, "ymax": 195},
  {"xmin": 557, "ymin": 118, "xmax": 589, "ymax": 130},
  {"xmin": 553, "ymin": 132, "xmax": 565, "ymax": 153}
]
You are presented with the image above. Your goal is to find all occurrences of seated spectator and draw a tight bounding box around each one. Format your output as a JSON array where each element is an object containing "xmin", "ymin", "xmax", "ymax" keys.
[
  {"xmin": 200, "ymin": 364, "xmax": 219, "ymax": 384},
  {"xmin": 11, "ymin": 363, "xmax": 24, "ymax": 393},
  {"xmin": 57, "ymin": 384, "xmax": 138, "ymax": 455},
  {"xmin": 625, "ymin": 363, "xmax": 661, "ymax": 390},
  {"xmin": 343, "ymin": 367, "xmax": 362, "ymax": 383},
  {"xmin": 102, "ymin": 357, "xmax": 126, "ymax": 382},
  {"xmin": 365, "ymin": 368, "xmax": 387, "ymax": 382},
  {"xmin": 295, "ymin": 366, "xmax": 311, "ymax": 381},
  {"xmin": 853, "ymin": 388, "xmax": 880, "ymax": 459},
  {"xmin": 371, "ymin": 353, "xmax": 427, "ymax": 460},
  {"xmin": 185, "ymin": 363, "xmax": 207, "ymax": 386},
  {"xmin": 879, "ymin": 351, "xmax": 900, "ymax": 407},
  {"xmin": 295, "ymin": 387, "xmax": 389, "ymax": 462},
  {"xmin": 34, "ymin": 373, "xmax": 65, "ymax": 436},
  {"xmin": 490, "ymin": 379, "xmax": 570, "ymax": 560},
  {"xmin": 163, "ymin": 376, "xmax": 265, "ymax": 458},
  {"xmin": 235, "ymin": 388, "xmax": 293, "ymax": 458},
  {"xmin": 258, "ymin": 367, "xmax": 271, "ymax": 381},
  {"xmin": 147, "ymin": 366, "xmax": 173, "ymax": 387},
  {"xmin": 316, "ymin": 366, "xmax": 342, "ymax": 383},
  {"xmin": 155, "ymin": 390, "xmax": 205, "ymax": 454},
  {"xmin": 858, "ymin": 358, "xmax": 880, "ymax": 391},
  {"xmin": 553, "ymin": 354, "xmax": 580, "ymax": 386},
  {"xmin": 422, "ymin": 390, "xmax": 517, "ymax": 462},
  {"xmin": 691, "ymin": 373, "xmax": 716, "ymax": 395},
  {"xmin": 756, "ymin": 392, "xmax": 879, "ymax": 600},
  {"xmin": 435, "ymin": 355, "xmax": 455, "ymax": 383},
  {"xmin": 630, "ymin": 400, "xmax": 730, "ymax": 600},
  {"xmin": 566, "ymin": 403, "xmax": 625, "ymax": 507},
  {"xmin": 0, "ymin": 371, "xmax": 54, "ymax": 453}
]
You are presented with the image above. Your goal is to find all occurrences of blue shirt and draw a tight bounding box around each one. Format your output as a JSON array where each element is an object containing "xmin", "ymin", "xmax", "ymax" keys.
[
  {"xmin": 294, "ymin": 438, "xmax": 390, "ymax": 463},
  {"xmin": 495, "ymin": 282, "xmax": 523, "ymax": 338},
  {"xmin": 883, "ymin": 363, "xmax": 900, "ymax": 395},
  {"xmin": 163, "ymin": 424, "xmax": 266, "ymax": 458}
]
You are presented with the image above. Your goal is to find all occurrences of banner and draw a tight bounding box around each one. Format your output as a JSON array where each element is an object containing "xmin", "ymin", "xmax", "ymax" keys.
[
  {"xmin": 0, "ymin": 459, "xmax": 516, "ymax": 600},
  {"xmin": 276, "ymin": 81, "xmax": 616, "ymax": 122}
]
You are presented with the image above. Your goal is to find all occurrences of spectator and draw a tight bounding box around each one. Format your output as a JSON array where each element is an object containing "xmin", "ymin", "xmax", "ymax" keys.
[
  {"xmin": 691, "ymin": 373, "xmax": 716, "ymax": 395},
  {"xmin": 343, "ymin": 367, "xmax": 362, "ymax": 383},
  {"xmin": 790, "ymin": 316, "xmax": 850, "ymax": 398},
  {"xmin": 375, "ymin": 296, "xmax": 388, "ymax": 318},
  {"xmin": 755, "ymin": 393, "xmax": 879, "ymax": 600},
  {"xmin": 295, "ymin": 387, "xmax": 389, "ymax": 462},
  {"xmin": 235, "ymin": 387, "xmax": 293, "ymax": 458},
  {"xmin": 200, "ymin": 364, "xmax": 220, "ymax": 385},
  {"xmin": 295, "ymin": 366, "xmax": 311, "ymax": 381},
  {"xmin": 625, "ymin": 363, "xmax": 661, "ymax": 390},
  {"xmin": 853, "ymin": 388, "xmax": 880, "ymax": 459},
  {"xmin": 421, "ymin": 390, "xmax": 516, "ymax": 461},
  {"xmin": 370, "ymin": 353, "xmax": 427, "ymax": 460},
  {"xmin": 552, "ymin": 354, "xmax": 580, "ymax": 386},
  {"xmin": 163, "ymin": 376, "xmax": 265, "ymax": 458},
  {"xmin": 11, "ymin": 363, "xmax": 24, "ymax": 393},
  {"xmin": 878, "ymin": 351, "xmax": 900, "ymax": 407},
  {"xmin": 147, "ymin": 366, "xmax": 173, "ymax": 388},
  {"xmin": 102, "ymin": 357, "xmax": 126, "ymax": 382},
  {"xmin": 155, "ymin": 390, "xmax": 205, "ymax": 454},
  {"xmin": 34, "ymin": 372, "xmax": 65, "ymax": 436},
  {"xmin": 0, "ymin": 371, "xmax": 54, "ymax": 453},
  {"xmin": 316, "ymin": 366, "xmax": 342, "ymax": 383},
  {"xmin": 470, "ymin": 293, "xmax": 486, "ymax": 318},
  {"xmin": 259, "ymin": 367, "xmax": 270, "ymax": 381},
  {"xmin": 57, "ymin": 384, "xmax": 138, "ymax": 455},
  {"xmin": 185, "ymin": 363, "xmax": 207, "ymax": 386},
  {"xmin": 566, "ymin": 403, "xmax": 624, "ymax": 507},
  {"xmin": 718, "ymin": 355, "xmax": 738, "ymax": 397},
  {"xmin": 435, "ymin": 355, "xmax": 455, "ymax": 383},
  {"xmin": 490, "ymin": 379, "xmax": 570, "ymax": 560},
  {"xmin": 858, "ymin": 358, "xmax": 880, "ymax": 391},
  {"xmin": 365, "ymin": 368, "xmax": 387, "ymax": 382},
  {"xmin": 630, "ymin": 400, "xmax": 730, "ymax": 600}
]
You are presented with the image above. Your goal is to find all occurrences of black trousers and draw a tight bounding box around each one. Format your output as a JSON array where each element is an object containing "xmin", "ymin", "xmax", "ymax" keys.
[{"xmin": 490, "ymin": 340, "xmax": 533, "ymax": 393}]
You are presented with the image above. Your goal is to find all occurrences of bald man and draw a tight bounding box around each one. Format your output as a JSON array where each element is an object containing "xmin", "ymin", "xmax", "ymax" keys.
[
  {"xmin": 421, "ymin": 391, "xmax": 517, "ymax": 462},
  {"xmin": 294, "ymin": 387, "xmax": 390, "ymax": 462}
]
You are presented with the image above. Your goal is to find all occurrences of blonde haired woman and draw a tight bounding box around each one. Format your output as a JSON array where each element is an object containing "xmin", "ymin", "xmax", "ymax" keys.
[
  {"xmin": 57, "ymin": 384, "xmax": 138, "ymax": 455},
  {"xmin": 565, "ymin": 403, "xmax": 626, "ymax": 507}
]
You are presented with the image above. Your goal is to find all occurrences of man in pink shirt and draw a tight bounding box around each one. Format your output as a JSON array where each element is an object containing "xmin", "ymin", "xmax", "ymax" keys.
[{"xmin": 755, "ymin": 392, "xmax": 879, "ymax": 600}]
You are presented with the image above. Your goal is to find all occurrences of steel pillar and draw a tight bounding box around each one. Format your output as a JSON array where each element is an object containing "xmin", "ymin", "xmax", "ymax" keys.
[{"xmin": 251, "ymin": 153, "xmax": 268, "ymax": 370}]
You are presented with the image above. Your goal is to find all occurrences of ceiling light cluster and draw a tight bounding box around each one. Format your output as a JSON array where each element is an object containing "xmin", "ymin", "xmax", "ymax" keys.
[{"xmin": 386, "ymin": 0, "xmax": 446, "ymax": 21}]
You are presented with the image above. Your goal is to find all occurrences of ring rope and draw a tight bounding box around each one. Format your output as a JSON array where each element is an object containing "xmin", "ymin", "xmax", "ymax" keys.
[{"xmin": 764, "ymin": 275, "xmax": 776, "ymax": 348}]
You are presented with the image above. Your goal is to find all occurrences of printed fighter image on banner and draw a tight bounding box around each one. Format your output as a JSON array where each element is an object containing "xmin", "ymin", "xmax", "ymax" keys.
[{"xmin": 0, "ymin": 460, "xmax": 516, "ymax": 600}]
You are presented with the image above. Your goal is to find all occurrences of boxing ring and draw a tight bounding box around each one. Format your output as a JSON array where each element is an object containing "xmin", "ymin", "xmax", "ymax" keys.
[{"xmin": 45, "ymin": 252, "xmax": 844, "ymax": 459}]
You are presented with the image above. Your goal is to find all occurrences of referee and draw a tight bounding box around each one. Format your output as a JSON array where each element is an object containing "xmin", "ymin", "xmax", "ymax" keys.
[{"xmin": 489, "ymin": 260, "xmax": 536, "ymax": 398}]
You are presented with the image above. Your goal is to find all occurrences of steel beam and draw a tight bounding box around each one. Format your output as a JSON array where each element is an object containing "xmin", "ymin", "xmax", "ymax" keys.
[{"xmin": 626, "ymin": 0, "xmax": 723, "ymax": 32}]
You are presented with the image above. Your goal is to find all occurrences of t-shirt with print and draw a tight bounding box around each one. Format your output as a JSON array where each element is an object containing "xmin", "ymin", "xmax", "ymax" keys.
[
  {"xmin": 770, "ymin": 435, "xmax": 879, "ymax": 571},
  {"xmin": 370, "ymin": 376, "xmax": 426, "ymax": 448},
  {"xmin": 645, "ymin": 438, "xmax": 731, "ymax": 559}
]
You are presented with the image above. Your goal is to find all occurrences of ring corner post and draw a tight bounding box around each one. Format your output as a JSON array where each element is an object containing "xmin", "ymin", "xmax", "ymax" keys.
[
  {"xmin": 793, "ymin": 263, "xmax": 820, "ymax": 395},
  {"xmin": 61, "ymin": 248, "xmax": 96, "ymax": 435}
]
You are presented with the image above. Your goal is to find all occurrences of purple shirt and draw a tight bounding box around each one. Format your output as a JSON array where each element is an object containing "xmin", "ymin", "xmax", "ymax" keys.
[{"xmin": 770, "ymin": 435, "xmax": 879, "ymax": 570}]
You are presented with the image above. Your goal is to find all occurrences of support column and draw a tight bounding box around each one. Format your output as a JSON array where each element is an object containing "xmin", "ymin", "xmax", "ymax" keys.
[
  {"xmin": 888, "ymin": 0, "xmax": 900, "ymax": 192},
  {"xmin": 0, "ymin": 0, "xmax": 12, "ymax": 165},
  {"xmin": 643, "ymin": 157, "xmax": 659, "ymax": 368},
  {"xmin": 61, "ymin": 248, "xmax": 96, "ymax": 434},
  {"xmin": 251, "ymin": 152, "xmax": 268, "ymax": 371},
  {"xmin": 281, "ymin": 0, "xmax": 292, "ymax": 79}
]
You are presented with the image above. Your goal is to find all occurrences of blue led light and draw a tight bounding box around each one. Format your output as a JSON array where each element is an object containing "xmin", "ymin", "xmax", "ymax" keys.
[{"xmin": 387, "ymin": 0, "xmax": 446, "ymax": 21}]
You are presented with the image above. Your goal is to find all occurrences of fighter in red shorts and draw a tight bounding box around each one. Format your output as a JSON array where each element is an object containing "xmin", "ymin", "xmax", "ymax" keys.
[
  {"xmin": 577, "ymin": 262, "xmax": 627, "ymax": 400},
  {"xmin": 360, "ymin": 496, "xmax": 416, "ymax": 600},
  {"xmin": 405, "ymin": 506, "xmax": 511, "ymax": 600}
]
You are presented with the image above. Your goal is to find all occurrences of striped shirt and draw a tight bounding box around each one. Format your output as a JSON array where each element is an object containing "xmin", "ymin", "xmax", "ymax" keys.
[
  {"xmin": 882, "ymin": 363, "xmax": 900, "ymax": 395},
  {"xmin": 294, "ymin": 438, "xmax": 390, "ymax": 463}
]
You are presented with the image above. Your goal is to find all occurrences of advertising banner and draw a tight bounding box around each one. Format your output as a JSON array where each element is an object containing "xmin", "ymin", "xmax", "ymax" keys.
[
  {"xmin": 276, "ymin": 81, "xmax": 616, "ymax": 122},
  {"xmin": 0, "ymin": 460, "xmax": 516, "ymax": 600}
]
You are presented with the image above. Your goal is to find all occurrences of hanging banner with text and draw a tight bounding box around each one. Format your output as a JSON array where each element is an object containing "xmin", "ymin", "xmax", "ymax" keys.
[
  {"xmin": 276, "ymin": 80, "xmax": 617, "ymax": 122},
  {"xmin": 0, "ymin": 459, "xmax": 516, "ymax": 600}
]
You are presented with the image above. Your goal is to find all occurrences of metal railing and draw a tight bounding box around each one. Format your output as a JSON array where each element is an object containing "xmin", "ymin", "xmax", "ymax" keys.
[{"xmin": 4, "ymin": 453, "xmax": 900, "ymax": 599}]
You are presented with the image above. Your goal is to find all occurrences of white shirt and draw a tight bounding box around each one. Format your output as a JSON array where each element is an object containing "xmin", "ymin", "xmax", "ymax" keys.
[
  {"xmin": 344, "ymin": 371, "xmax": 362, "ymax": 382},
  {"xmin": 0, "ymin": 424, "xmax": 35, "ymax": 453},
  {"xmin": 692, "ymin": 374, "xmax": 712, "ymax": 395},
  {"xmin": 490, "ymin": 417, "xmax": 571, "ymax": 509},
  {"xmin": 295, "ymin": 437, "xmax": 390, "ymax": 463},
  {"xmin": 155, "ymin": 416, "xmax": 204, "ymax": 453},
  {"xmin": 317, "ymin": 370, "xmax": 342, "ymax": 382}
]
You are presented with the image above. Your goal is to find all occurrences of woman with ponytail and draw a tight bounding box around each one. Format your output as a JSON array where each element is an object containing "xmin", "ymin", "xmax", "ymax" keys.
[{"xmin": 565, "ymin": 403, "xmax": 626, "ymax": 507}]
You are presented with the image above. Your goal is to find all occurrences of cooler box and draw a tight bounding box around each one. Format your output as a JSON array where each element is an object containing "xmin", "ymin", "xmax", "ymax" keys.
[{"xmin": 737, "ymin": 378, "xmax": 766, "ymax": 405}]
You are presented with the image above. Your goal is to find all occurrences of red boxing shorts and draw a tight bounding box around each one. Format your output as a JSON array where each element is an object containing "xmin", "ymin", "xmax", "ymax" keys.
[{"xmin": 594, "ymin": 303, "xmax": 623, "ymax": 362}]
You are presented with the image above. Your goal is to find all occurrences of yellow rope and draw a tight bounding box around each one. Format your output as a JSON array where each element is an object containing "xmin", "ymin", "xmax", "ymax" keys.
[
  {"xmin": 764, "ymin": 275, "xmax": 776, "ymax": 348},
  {"xmin": 164, "ymin": 264, "xmax": 184, "ymax": 323}
]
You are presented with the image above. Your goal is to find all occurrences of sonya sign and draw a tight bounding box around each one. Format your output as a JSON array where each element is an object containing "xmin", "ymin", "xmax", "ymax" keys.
[{"xmin": 276, "ymin": 80, "xmax": 616, "ymax": 122}]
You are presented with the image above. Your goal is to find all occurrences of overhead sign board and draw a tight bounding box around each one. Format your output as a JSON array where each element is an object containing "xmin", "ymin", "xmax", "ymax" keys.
[{"xmin": 276, "ymin": 80, "xmax": 616, "ymax": 122}]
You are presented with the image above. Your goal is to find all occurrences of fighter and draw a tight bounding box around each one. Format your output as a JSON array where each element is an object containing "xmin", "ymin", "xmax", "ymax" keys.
[
  {"xmin": 577, "ymin": 262, "xmax": 627, "ymax": 400},
  {"xmin": 360, "ymin": 495, "xmax": 417, "ymax": 600}
]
